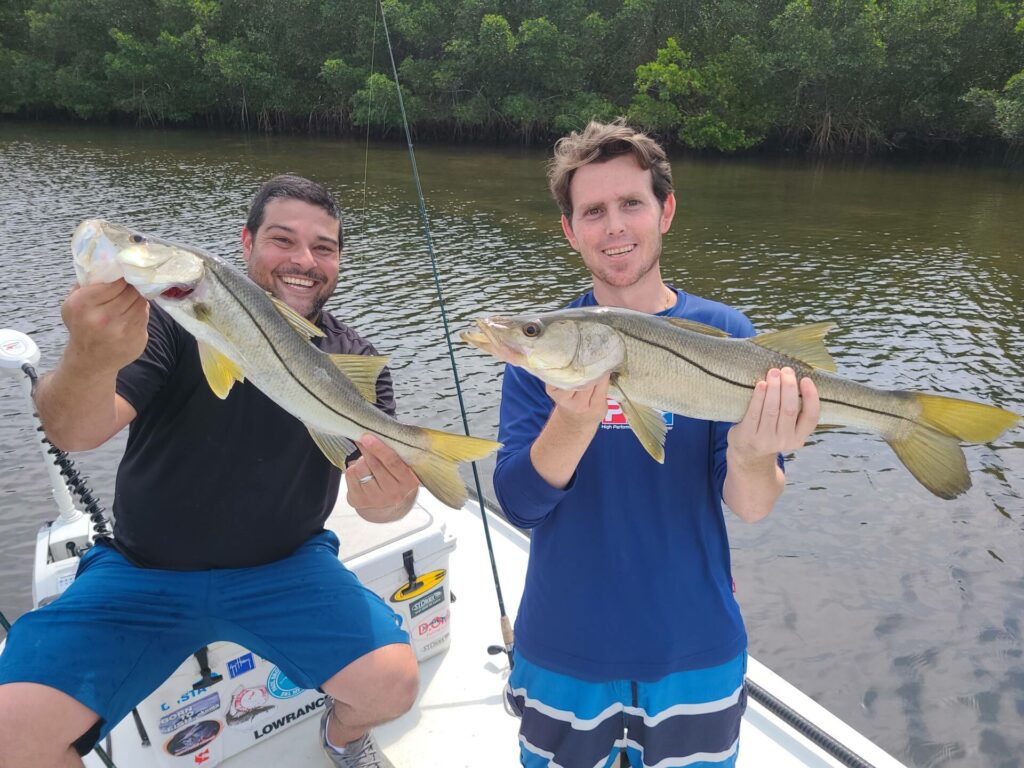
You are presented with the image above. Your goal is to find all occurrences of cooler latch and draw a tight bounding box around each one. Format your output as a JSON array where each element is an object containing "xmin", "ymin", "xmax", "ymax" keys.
[{"xmin": 402, "ymin": 549, "xmax": 421, "ymax": 591}]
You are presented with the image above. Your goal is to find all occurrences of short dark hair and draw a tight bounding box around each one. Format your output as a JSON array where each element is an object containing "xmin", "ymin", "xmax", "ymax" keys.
[
  {"xmin": 548, "ymin": 119, "xmax": 673, "ymax": 219},
  {"xmin": 246, "ymin": 174, "xmax": 344, "ymax": 248}
]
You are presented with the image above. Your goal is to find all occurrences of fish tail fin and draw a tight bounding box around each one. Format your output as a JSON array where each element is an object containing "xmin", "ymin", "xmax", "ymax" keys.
[
  {"xmin": 914, "ymin": 393, "xmax": 1020, "ymax": 443},
  {"xmin": 411, "ymin": 429, "xmax": 503, "ymax": 509},
  {"xmin": 887, "ymin": 395, "xmax": 1019, "ymax": 499}
]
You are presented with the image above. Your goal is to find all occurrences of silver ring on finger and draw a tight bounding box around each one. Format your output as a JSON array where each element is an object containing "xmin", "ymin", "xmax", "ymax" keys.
[{"xmin": 358, "ymin": 473, "xmax": 374, "ymax": 485}]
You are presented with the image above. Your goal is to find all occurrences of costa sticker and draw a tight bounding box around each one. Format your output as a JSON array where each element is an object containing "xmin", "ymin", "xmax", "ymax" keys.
[
  {"xmin": 164, "ymin": 720, "xmax": 222, "ymax": 757},
  {"xmin": 389, "ymin": 569, "xmax": 446, "ymax": 603}
]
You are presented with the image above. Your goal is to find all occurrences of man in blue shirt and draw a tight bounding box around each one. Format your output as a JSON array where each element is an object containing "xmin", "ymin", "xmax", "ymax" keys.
[{"xmin": 495, "ymin": 121, "xmax": 821, "ymax": 767}]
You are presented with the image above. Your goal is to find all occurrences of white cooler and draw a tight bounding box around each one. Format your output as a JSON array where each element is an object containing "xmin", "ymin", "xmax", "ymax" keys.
[{"xmin": 132, "ymin": 495, "xmax": 456, "ymax": 767}]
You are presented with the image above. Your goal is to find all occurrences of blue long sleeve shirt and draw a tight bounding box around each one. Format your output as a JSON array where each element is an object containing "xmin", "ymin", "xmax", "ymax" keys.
[{"xmin": 494, "ymin": 288, "xmax": 762, "ymax": 682}]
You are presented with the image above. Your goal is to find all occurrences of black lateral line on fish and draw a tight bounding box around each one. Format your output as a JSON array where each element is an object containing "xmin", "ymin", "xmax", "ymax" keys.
[
  {"xmin": 212, "ymin": 269, "xmax": 425, "ymax": 455},
  {"xmin": 619, "ymin": 328, "xmax": 919, "ymax": 426}
]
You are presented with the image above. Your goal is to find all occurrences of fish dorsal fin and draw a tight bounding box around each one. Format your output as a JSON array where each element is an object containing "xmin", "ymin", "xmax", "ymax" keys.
[
  {"xmin": 268, "ymin": 293, "xmax": 326, "ymax": 339},
  {"xmin": 197, "ymin": 341, "xmax": 245, "ymax": 399},
  {"xmin": 663, "ymin": 317, "xmax": 731, "ymax": 337},
  {"xmin": 329, "ymin": 354, "xmax": 390, "ymax": 402},
  {"xmin": 610, "ymin": 375, "xmax": 668, "ymax": 464},
  {"xmin": 750, "ymin": 322, "xmax": 837, "ymax": 372},
  {"xmin": 307, "ymin": 428, "xmax": 357, "ymax": 469}
]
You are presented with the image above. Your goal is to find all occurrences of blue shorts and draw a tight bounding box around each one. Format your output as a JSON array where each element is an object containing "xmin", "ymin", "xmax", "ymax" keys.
[
  {"xmin": 0, "ymin": 530, "xmax": 408, "ymax": 751},
  {"xmin": 505, "ymin": 650, "xmax": 747, "ymax": 768}
]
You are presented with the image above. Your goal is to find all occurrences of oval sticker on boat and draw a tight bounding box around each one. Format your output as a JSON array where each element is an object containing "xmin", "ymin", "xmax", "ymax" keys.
[{"xmin": 390, "ymin": 569, "xmax": 446, "ymax": 602}]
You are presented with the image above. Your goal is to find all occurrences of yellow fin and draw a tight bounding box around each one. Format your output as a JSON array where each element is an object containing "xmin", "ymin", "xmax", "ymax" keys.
[
  {"xmin": 750, "ymin": 322, "xmax": 837, "ymax": 372},
  {"xmin": 610, "ymin": 377, "xmax": 667, "ymax": 464},
  {"xmin": 914, "ymin": 393, "xmax": 1020, "ymax": 443},
  {"xmin": 197, "ymin": 341, "xmax": 245, "ymax": 399},
  {"xmin": 269, "ymin": 293, "xmax": 326, "ymax": 339},
  {"xmin": 307, "ymin": 428, "xmax": 358, "ymax": 469},
  {"xmin": 412, "ymin": 429, "xmax": 503, "ymax": 509},
  {"xmin": 664, "ymin": 317, "xmax": 731, "ymax": 337},
  {"xmin": 887, "ymin": 426, "xmax": 970, "ymax": 500},
  {"xmin": 330, "ymin": 354, "xmax": 390, "ymax": 402}
]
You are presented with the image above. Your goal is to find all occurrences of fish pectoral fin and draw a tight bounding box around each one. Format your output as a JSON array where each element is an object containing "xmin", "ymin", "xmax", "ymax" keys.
[
  {"xmin": 268, "ymin": 293, "xmax": 326, "ymax": 339},
  {"xmin": 610, "ymin": 378, "xmax": 667, "ymax": 464},
  {"xmin": 307, "ymin": 428, "xmax": 358, "ymax": 469},
  {"xmin": 750, "ymin": 322, "xmax": 837, "ymax": 372},
  {"xmin": 663, "ymin": 317, "xmax": 731, "ymax": 337},
  {"xmin": 197, "ymin": 341, "xmax": 245, "ymax": 399},
  {"xmin": 413, "ymin": 429, "xmax": 503, "ymax": 509},
  {"xmin": 328, "ymin": 354, "xmax": 390, "ymax": 402}
]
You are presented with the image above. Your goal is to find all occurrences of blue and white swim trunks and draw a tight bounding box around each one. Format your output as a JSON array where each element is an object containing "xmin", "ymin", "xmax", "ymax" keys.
[{"xmin": 505, "ymin": 650, "xmax": 747, "ymax": 768}]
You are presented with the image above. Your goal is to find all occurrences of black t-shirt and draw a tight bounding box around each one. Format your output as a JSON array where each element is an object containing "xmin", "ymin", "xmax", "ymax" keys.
[{"xmin": 113, "ymin": 303, "xmax": 395, "ymax": 570}]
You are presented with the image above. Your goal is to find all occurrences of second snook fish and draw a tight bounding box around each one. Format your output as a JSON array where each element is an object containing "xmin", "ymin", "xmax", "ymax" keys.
[{"xmin": 463, "ymin": 306, "xmax": 1019, "ymax": 499}]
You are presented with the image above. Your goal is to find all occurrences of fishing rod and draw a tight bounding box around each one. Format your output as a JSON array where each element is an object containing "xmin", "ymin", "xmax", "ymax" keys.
[{"xmin": 376, "ymin": 0, "xmax": 515, "ymax": 669}]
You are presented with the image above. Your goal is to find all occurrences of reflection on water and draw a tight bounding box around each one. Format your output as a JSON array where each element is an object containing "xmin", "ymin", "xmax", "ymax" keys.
[{"xmin": 1, "ymin": 124, "xmax": 1022, "ymax": 767}]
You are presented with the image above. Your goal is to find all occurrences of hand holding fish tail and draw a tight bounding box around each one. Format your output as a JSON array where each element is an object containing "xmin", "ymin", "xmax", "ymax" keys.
[{"xmin": 345, "ymin": 435, "xmax": 420, "ymax": 523}]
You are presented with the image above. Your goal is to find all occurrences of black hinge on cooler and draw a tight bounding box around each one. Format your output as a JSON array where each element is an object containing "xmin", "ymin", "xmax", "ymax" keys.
[{"xmin": 192, "ymin": 646, "xmax": 224, "ymax": 690}]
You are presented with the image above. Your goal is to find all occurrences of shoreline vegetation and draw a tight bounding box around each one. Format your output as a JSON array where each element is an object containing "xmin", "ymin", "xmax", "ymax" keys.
[{"xmin": 1, "ymin": 1, "xmax": 1022, "ymax": 159}]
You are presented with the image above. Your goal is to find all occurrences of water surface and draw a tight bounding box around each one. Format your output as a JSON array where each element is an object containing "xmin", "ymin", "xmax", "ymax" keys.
[{"xmin": 0, "ymin": 124, "xmax": 1021, "ymax": 767}]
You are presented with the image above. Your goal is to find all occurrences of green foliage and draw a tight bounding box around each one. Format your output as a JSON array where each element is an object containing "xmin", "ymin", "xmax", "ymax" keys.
[{"xmin": 0, "ymin": 0, "xmax": 1020, "ymax": 153}]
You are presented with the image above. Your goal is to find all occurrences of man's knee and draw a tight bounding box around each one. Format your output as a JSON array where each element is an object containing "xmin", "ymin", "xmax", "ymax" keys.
[
  {"xmin": 0, "ymin": 682, "xmax": 98, "ymax": 767},
  {"xmin": 324, "ymin": 643, "xmax": 420, "ymax": 719},
  {"xmin": 365, "ymin": 644, "xmax": 419, "ymax": 718}
]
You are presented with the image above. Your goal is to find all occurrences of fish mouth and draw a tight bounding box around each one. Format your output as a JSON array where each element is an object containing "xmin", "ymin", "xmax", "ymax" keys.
[{"xmin": 460, "ymin": 319, "xmax": 526, "ymax": 365}]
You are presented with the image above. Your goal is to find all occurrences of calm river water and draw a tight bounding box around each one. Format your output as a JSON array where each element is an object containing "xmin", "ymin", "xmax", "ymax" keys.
[{"xmin": 0, "ymin": 123, "xmax": 1022, "ymax": 767}]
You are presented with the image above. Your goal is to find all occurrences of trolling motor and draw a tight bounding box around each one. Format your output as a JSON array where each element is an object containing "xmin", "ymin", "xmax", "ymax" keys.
[{"xmin": 0, "ymin": 328, "xmax": 103, "ymax": 607}]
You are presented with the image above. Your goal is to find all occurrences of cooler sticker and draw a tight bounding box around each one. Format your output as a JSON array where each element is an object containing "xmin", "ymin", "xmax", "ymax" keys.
[
  {"xmin": 266, "ymin": 666, "xmax": 304, "ymax": 700},
  {"xmin": 158, "ymin": 692, "xmax": 221, "ymax": 734},
  {"xmin": 160, "ymin": 687, "xmax": 211, "ymax": 712},
  {"xmin": 389, "ymin": 568, "xmax": 446, "ymax": 603},
  {"xmin": 225, "ymin": 684, "xmax": 276, "ymax": 728},
  {"xmin": 417, "ymin": 610, "xmax": 449, "ymax": 637},
  {"xmin": 252, "ymin": 695, "xmax": 328, "ymax": 740},
  {"xmin": 409, "ymin": 586, "xmax": 445, "ymax": 618},
  {"xmin": 164, "ymin": 719, "xmax": 222, "ymax": 757},
  {"xmin": 601, "ymin": 398, "xmax": 673, "ymax": 428},
  {"xmin": 227, "ymin": 652, "xmax": 255, "ymax": 679}
]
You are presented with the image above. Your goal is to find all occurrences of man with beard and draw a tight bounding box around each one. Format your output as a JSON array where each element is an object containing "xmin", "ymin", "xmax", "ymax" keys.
[
  {"xmin": 494, "ymin": 122, "xmax": 821, "ymax": 767},
  {"xmin": 0, "ymin": 175, "xmax": 417, "ymax": 768}
]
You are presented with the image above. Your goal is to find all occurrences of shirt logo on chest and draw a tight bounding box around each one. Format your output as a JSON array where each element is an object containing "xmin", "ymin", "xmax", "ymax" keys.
[{"xmin": 600, "ymin": 398, "xmax": 674, "ymax": 430}]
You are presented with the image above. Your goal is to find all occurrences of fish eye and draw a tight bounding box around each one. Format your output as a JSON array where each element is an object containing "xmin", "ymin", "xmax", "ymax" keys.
[
  {"xmin": 522, "ymin": 322, "xmax": 542, "ymax": 338},
  {"xmin": 130, "ymin": 233, "xmax": 146, "ymax": 244}
]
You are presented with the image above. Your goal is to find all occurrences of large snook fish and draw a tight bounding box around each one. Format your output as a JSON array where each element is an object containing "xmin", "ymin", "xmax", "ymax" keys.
[
  {"xmin": 71, "ymin": 218, "xmax": 501, "ymax": 509},
  {"xmin": 462, "ymin": 306, "xmax": 1020, "ymax": 499}
]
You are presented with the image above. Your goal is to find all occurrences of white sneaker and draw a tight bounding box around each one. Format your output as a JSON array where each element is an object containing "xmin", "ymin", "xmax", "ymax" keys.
[{"xmin": 320, "ymin": 702, "xmax": 396, "ymax": 768}]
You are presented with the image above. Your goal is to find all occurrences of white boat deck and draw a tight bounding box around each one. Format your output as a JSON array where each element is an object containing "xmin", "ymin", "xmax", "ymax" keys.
[{"xmin": 80, "ymin": 491, "xmax": 906, "ymax": 768}]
